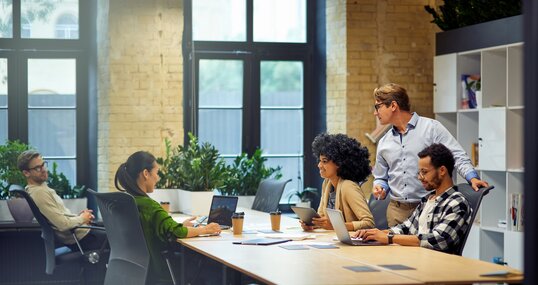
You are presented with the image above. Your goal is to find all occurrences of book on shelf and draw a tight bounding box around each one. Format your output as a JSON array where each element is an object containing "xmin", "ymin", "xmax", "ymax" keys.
[
  {"xmin": 509, "ymin": 193, "xmax": 524, "ymax": 232},
  {"xmin": 471, "ymin": 142, "xmax": 479, "ymax": 167}
]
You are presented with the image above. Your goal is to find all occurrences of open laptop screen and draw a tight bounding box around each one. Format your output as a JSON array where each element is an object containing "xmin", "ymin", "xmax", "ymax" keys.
[{"xmin": 207, "ymin": 195, "xmax": 238, "ymax": 227}]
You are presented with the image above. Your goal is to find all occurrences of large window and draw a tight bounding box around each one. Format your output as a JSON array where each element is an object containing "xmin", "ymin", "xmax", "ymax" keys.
[
  {"xmin": 0, "ymin": 0, "xmax": 91, "ymax": 186},
  {"xmin": 185, "ymin": 0, "xmax": 324, "ymax": 203}
]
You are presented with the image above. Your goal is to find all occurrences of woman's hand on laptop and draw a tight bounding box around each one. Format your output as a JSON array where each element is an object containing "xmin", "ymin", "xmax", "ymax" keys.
[
  {"xmin": 312, "ymin": 216, "xmax": 333, "ymax": 230},
  {"xmin": 182, "ymin": 216, "xmax": 197, "ymax": 227},
  {"xmin": 203, "ymin": 223, "xmax": 221, "ymax": 235}
]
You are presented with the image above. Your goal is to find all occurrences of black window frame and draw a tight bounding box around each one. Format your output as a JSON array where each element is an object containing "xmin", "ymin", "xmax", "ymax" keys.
[
  {"xmin": 183, "ymin": 0, "xmax": 326, "ymax": 205},
  {"xmin": 0, "ymin": 0, "xmax": 96, "ymax": 190}
]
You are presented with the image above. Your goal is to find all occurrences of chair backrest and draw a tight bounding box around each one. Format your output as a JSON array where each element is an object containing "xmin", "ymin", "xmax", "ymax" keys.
[
  {"xmin": 367, "ymin": 194, "xmax": 390, "ymax": 229},
  {"xmin": 251, "ymin": 178, "xmax": 291, "ymax": 213},
  {"xmin": 454, "ymin": 183, "xmax": 494, "ymax": 255},
  {"xmin": 89, "ymin": 190, "xmax": 150, "ymax": 285},
  {"xmin": 10, "ymin": 186, "xmax": 69, "ymax": 275}
]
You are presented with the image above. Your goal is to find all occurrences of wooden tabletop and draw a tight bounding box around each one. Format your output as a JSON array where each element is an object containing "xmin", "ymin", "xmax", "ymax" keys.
[{"xmin": 175, "ymin": 208, "xmax": 524, "ymax": 285}]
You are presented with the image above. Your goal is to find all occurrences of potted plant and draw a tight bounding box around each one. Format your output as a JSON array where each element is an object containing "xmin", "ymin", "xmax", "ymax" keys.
[
  {"xmin": 46, "ymin": 161, "xmax": 88, "ymax": 214},
  {"xmin": 0, "ymin": 140, "xmax": 31, "ymax": 221},
  {"xmin": 154, "ymin": 133, "xmax": 228, "ymax": 215},
  {"xmin": 219, "ymin": 149, "xmax": 282, "ymax": 208},
  {"xmin": 287, "ymin": 187, "xmax": 318, "ymax": 208}
]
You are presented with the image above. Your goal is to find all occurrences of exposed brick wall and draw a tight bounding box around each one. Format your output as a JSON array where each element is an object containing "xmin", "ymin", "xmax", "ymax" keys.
[
  {"xmin": 97, "ymin": 0, "xmax": 184, "ymax": 192},
  {"xmin": 326, "ymin": 0, "xmax": 439, "ymax": 194}
]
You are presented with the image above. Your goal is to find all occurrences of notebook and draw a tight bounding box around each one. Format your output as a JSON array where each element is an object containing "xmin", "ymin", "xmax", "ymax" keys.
[
  {"xmin": 232, "ymin": 238, "xmax": 291, "ymax": 246},
  {"xmin": 206, "ymin": 195, "xmax": 238, "ymax": 230},
  {"xmin": 326, "ymin": 208, "xmax": 382, "ymax": 246}
]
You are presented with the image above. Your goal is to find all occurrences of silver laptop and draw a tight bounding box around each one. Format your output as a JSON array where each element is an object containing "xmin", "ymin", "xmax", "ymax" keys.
[{"xmin": 326, "ymin": 208, "xmax": 382, "ymax": 246}]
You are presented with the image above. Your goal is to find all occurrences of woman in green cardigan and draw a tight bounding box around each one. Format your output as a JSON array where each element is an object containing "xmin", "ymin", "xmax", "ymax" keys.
[{"xmin": 114, "ymin": 151, "xmax": 221, "ymax": 283}]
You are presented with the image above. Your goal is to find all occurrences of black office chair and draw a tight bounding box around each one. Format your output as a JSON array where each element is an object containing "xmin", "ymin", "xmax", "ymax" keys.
[
  {"xmin": 251, "ymin": 178, "xmax": 291, "ymax": 213},
  {"xmin": 89, "ymin": 190, "xmax": 177, "ymax": 285},
  {"xmin": 367, "ymin": 193, "xmax": 390, "ymax": 229},
  {"xmin": 454, "ymin": 183, "xmax": 494, "ymax": 256},
  {"xmin": 9, "ymin": 185, "xmax": 105, "ymax": 277}
]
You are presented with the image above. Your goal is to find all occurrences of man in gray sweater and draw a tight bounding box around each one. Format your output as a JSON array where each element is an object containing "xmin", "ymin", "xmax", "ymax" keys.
[{"xmin": 17, "ymin": 150, "xmax": 107, "ymax": 251}]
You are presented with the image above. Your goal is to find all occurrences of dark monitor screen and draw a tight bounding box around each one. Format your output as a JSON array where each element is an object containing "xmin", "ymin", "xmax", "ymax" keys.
[{"xmin": 207, "ymin": 195, "xmax": 238, "ymax": 227}]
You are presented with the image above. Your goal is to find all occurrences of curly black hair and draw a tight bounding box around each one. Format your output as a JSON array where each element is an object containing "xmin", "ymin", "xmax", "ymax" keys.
[
  {"xmin": 418, "ymin": 143, "xmax": 455, "ymax": 178},
  {"xmin": 311, "ymin": 133, "xmax": 371, "ymax": 183}
]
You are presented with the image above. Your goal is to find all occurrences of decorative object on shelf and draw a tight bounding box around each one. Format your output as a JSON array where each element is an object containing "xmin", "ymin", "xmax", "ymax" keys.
[
  {"xmin": 365, "ymin": 124, "xmax": 391, "ymax": 144},
  {"xmin": 461, "ymin": 74, "xmax": 480, "ymax": 109},
  {"xmin": 424, "ymin": 0, "xmax": 522, "ymax": 31},
  {"xmin": 509, "ymin": 193, "xmax": 524, "ymax": 232},
  {"xmin": 219, "ymin": 148, "xmax": 282, "ymax": 197}
]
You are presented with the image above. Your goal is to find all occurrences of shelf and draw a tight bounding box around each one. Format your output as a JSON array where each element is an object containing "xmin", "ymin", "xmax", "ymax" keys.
[
  {"xmin": 507, "ymin": 168, "xmax": 524, "ymax": 173},
  {"xmin": 457, "ymin": 108, "xmax": 479, "ymax": 113},
  {"xmin": 481, "ymin": 226, "xmax": 506, "ymax": 233},
  {"xmin": 508, "ymin": 106, "xmax": 524, "ymax": 110}
]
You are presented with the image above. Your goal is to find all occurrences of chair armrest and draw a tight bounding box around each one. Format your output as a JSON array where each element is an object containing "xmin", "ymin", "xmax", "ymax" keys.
[{"xmin": 75, "ymin": 225, "xmax": 106, "ymax": 231}]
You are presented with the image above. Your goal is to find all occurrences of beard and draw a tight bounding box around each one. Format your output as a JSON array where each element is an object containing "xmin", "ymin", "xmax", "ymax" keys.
[{"xmin": 423, "ymin": 173, "xmax": 442, "ymax": 191}]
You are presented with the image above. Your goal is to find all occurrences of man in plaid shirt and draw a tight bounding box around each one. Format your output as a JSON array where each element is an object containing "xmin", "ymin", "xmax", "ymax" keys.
[{"xmin": 353, "ymin": 143, "xmax": 472, "ymax": 254}]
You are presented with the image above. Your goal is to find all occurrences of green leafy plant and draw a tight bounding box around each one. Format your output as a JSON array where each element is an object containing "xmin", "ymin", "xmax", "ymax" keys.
[
  {"xmin": 424, "ymin": 0, "xmax": 522, "ymax": 31},
  {"xmin": 219, "ymin": 149, "xmax": 282, "ymax": 196},
  {"xmin": 47, "ymin": 162, "xmax": 86, "ymax": 199},
  {"xmin": 0, "ymin": 140, "xmax": 31, "ymax": 199},
  {"xmin": 287, "ymin": 187, "xmax": 318, "ymax": 204},
  {"xmin": 156, "ymin": 133, "xmax": 228, "ymax": 191}
]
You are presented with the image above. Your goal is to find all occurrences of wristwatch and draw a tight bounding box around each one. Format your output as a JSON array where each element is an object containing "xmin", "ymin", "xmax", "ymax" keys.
[{"xmin": 387, "ymin": 230, "xmax": 394, "ymax": 244}]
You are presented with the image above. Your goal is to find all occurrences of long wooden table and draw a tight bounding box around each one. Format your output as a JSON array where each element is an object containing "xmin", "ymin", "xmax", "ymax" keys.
[{"xmin": 174, "ymin": 208, "xmax": 523, "ymax": 285}]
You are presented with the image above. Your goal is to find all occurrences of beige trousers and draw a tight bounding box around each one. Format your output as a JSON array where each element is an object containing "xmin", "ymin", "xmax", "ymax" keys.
[{"xmin": 387, "ymin": 200, "xmax": 420, "ymax": 227}]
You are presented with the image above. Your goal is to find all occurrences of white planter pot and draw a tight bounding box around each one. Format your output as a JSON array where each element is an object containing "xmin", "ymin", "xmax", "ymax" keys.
[
  {"xmin": 177, "ymin": 189, "xmax": 214, "ymax": 216},
  {"xmin": 63, "ymin": 198, "xmax": 88, "ymax": 214},
  {"xmin": 296, "ymin": 201, "xmax": 311, "ymax": 208},
  {"xmin": 237, "ymin": 195, "xmax": 255, "ymax": 209},
  {"xmin": 0, "ymin": 200, "xmax": 14, "ymax": 221},
  {"xmin": 148, "ymin": 189, "xmax": 181, "ymax": 212}
]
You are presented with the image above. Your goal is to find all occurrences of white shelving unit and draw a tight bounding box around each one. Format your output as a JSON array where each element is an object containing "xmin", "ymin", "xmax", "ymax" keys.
[{"xmin": 433, "ymin": 42, "xmax": 524, "ymax": 271}]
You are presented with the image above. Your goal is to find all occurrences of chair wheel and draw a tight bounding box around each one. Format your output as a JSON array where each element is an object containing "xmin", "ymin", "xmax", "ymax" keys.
[{"xmin": 87, "ymin": 251, "xmax": 100, "ymax": 264}]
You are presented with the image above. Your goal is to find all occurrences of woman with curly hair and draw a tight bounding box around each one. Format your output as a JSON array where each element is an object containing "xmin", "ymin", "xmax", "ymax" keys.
[{"xmin": 301, "ymin": 133, "xmax": 375, "ymax": 231}]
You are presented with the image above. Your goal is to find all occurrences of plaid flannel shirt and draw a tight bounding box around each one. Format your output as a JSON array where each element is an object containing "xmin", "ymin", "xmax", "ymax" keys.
[{"xmin": 390, "ymin": 186, "xmax": 472, "ymax": 254}]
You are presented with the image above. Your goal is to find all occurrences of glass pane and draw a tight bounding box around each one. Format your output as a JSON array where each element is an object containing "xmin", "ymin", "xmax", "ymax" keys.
[
  {"xmin": 261, "ymin": 61, "xmax": 303, "ymax": 107},
  {"xmin": 1, "ymin": 58, "xmax": 6, "ymax": 107},
  {"xmin": 0, "ymin": 110, "xmax": 7, "ymax": 143},
  {"xmin": 253, "ymin": 0, "xmax": 306, "ymax": 43},
  {"xmin": 54, "ymin": 13, "xmax": 78, "ymax": 39},
  {"xmin": 193, "ymin": 0, "xmax": 246, "ymax": 42},
  {"xmin": 47, "ymin": 159, "xmax": 76, "ymax": 186},
  {"xmin": 264, "ymin": 157, "xmax": 304, "ymax": 203},
  {"xmin": 21, "ymin": 0, "xmax": 78, "ymax": 39},
  {"xmin": 28, "ymin": 109, "xmax": 76, "ymax": 157},
  {"xmin": 261, "ymin": 109, "xmax": 303, "ymax": 154},
  {"xmin": 198, "ymin": 109, "xmax": 242, "ymax": 156},
  {"xmin": 199, "ymin": 60, "xmax": 243, "ymax": 107},
  {"xmin": 28, "ymin": 58, "xmax": 76, "ymax": 107},
  {"xmin": 0, "ymin": 0, "xmax": 12, "ymax": 38}
]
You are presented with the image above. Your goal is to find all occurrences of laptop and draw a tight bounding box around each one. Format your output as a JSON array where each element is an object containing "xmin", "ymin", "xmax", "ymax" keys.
[
  {"xmin": 326, "ymin": 208, "xmax": 382, "ymax": 246},
  {"xmin": 206, "ymin": 195, "xmax": 238, "ymax": 230}
]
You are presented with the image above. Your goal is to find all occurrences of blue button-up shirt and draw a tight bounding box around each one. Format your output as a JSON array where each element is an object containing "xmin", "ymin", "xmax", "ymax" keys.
[{"xmin": 373, "ymin": 113, "xmax": 479, "ymax": 202}]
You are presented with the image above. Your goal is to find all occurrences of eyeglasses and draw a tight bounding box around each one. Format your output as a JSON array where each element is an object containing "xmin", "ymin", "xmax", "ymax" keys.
[
  {"xmin": 27, "ymin": 161, "xmax": 48, "ymax": 172},
  {"xmin": 417, "ymin": 168, "xmax": 434, "ymax": 179},
  {"xmin": 373, "ymin": 102, "xmax": 385, "ymax": 111}
]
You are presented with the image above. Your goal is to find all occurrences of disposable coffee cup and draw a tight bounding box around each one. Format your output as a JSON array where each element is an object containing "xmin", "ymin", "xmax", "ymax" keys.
[
  {"xmin": 269, "ymin": 211, "xmax": 281, "ymax": 231},
  {"xmin": 232, "ymin": 212, "xmax": 244, "ymax": 235},
  {"xmin": 160, "ymin": 202, "xmax": 170, "ymax": 212}
]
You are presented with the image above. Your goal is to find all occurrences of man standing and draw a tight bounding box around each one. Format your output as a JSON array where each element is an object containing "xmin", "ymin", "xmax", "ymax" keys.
[
  {"xmin": 17, "ymin": 150, "xmax": 107, "ymax": 251},
  {"xmin": 354, "ymin": 143, "xmax": 472, "ymax": 254},
  {"xmin": 372, "ymin": 83, "xmax": 488, "ymax": 227}
]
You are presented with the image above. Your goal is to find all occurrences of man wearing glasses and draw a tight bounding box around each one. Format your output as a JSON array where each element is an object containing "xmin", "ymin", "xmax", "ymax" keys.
[
  {"xmin": 354, "ymin": 143, "xmax": 472, "ymax": 254},
  {"xmin": 17, "ymin": 150, "xmax": 107, "ymax": 251},
  {"xmin": 371, "ymin": 83, "xmax": 488, "ymax": 227}
]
